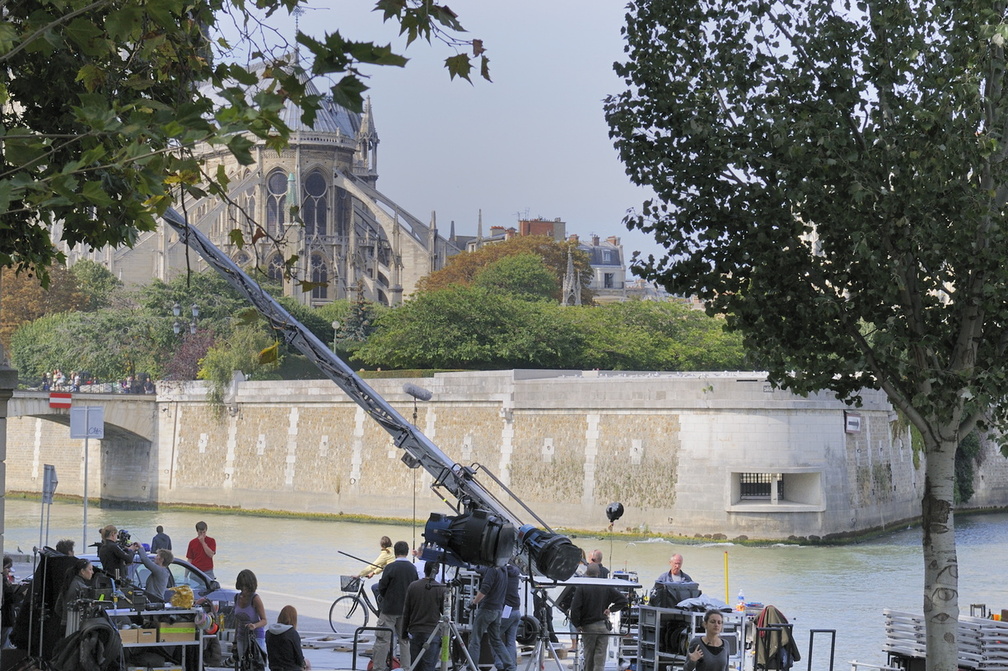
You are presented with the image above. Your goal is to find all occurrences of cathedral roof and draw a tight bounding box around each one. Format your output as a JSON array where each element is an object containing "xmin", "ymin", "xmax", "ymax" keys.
[
  {"xmin": 277, "ymin": 75, "xmax": 361, "ymax": 138},
  {"xmin": 205, "ymin": 58, "xmax": 362, "ymax": 139}
]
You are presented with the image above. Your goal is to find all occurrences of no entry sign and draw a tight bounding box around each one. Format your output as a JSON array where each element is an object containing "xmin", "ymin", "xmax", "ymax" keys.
[{"xmin": 49, "ymin": 392, "xmax": 72, "ymax": 409}]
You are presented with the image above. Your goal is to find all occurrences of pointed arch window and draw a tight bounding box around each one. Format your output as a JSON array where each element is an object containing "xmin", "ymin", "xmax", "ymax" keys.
[
  {"xmin": 303, "ymin": 171, "xmax": 328, "ymax": 237},
  {"xmin": 311, "ymin": 255, "xmax": 329, "ymax": 300},
  {"xmin": 266, "ymin": 170, "xmax": 288, "ymax": 236},
  {"xmin": 267, "ymin": 254, "xmax": 285, "ymax": 282}
]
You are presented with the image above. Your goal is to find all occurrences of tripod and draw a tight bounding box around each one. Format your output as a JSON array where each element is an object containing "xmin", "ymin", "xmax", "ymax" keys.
[
  {"xmin": 406, "ymin": 580, "xmax": 480, "ymax": 671},
  {"xmin": 521, "ymin": 587, "xmax": 569, "ymax": 671}
]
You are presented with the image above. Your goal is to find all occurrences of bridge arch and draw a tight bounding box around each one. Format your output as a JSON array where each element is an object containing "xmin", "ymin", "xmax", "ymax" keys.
[{"xmin": 8, "ymin": 392, "xmax": 159, "ymax": 508}]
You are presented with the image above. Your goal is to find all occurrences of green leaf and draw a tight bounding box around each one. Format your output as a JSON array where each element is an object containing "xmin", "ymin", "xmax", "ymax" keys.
[
  {"xmin": 105, "ymin": 4, "xmax": 143, "ymax": 42},
  {"xmin": 445, "ymin": 54, "xmax": 473, "ymax": 82},
  {"xmin": 297, "ymin": 280, "xmax": 327, "ymax": 293},
  {"xmin": 0, "ymin": 180, "xmax": 13, "ymax": 215},
  {"xmin": 81, "ymin": 181, "xmax": 113, "ymax": 207},
  {"xmin": 330, "ymin": 75, "xmax": 369, "ymax": 113},
  {"xmin": 65, "ymin": 17, "xmax": 106, "ymax": 56},
  {"xmin": 236, "ymin": 308, "xmax": 260, "ymax": 325},
  {"xmin": 0, "ymin": 23, "xmax": 17, "ymax": 55},
  {"xmin": 226, "ymin": 135, "xmax": 255, "ymax": 165},
  {"xmin": 3, "ymin": 128, "xmax": 47, "ymax": 166}
]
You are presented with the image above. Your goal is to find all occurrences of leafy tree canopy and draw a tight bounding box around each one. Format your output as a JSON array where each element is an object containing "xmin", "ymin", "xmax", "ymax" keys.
[
  {"xmin": 0, "ymin": 263, "xmax": 84, "ymax": 351},
  {"xmin": 357, "ymin": 286, "xmax": 586, "ymax": 370},
  {"xmin": 471, "ymin": 252, "xmax": 559, "ymax": 301},
  {"xmin": 605, "ymin": 1, "xmax": 1008, "ymax": 665},
  {"xmin": 69, "ymin": 259, "xmax": 123, "ymax": 311},
  {"xmin": 357, "ymin": 286, "xmax": 746, "ymax": 372},
  {"xmin": 1, "ymin": 0, "xmax": 488, "ymax": 285},
  {"xmin": 418, "ymin": 236, "xmax": 593, "ymax": 303},
  {"xmin": 198, "ymin": 322, "xmax": 279, "ymax": 404},
  {"xmin": 571, "ymin": 300, "xmax": 747, "ymax": 371}
]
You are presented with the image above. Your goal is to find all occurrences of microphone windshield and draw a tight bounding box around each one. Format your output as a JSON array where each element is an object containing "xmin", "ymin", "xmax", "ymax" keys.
[{"xmin": 403, "ymin": 383, "xmax": 433, "ymax": 401}]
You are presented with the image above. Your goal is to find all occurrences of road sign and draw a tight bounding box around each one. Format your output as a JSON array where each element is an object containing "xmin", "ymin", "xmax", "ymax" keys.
[
  {"xmin": 49, "ymin": 392, "xmax": 72, "ymax": 409},
  {"xmin": 70, "ymin": 406, "xmax": 104, "ymax": 439}
]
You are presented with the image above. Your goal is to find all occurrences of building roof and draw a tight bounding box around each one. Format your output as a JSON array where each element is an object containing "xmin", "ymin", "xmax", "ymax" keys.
[
  {"xmin": 278, "ymin": 75, "xmax": 361, "ymax": 137},
  {"xmin": 201, "ymin": 59, "xmax": 361, "ymax": 138}
]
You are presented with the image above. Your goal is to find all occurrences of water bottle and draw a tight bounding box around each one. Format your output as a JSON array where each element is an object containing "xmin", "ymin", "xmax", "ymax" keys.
[{"xmin": 736, "ymin": 589, "xmax": 745, "ymax": 611}]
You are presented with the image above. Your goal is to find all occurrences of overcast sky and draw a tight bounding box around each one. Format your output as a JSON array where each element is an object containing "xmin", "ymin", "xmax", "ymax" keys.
[{"xmin": 265, "ymin": 2, "xmax": 663, "ymax": 272}]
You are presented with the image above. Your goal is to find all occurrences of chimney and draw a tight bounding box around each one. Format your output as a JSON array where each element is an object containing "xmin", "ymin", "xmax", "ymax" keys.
[
  {"xmin": 607, "ymin": 236, "xmax": 620, "ymax": 246},
  {"xmin": 591, "ymin": 234, "xmax": 600, "ymax": 246}
]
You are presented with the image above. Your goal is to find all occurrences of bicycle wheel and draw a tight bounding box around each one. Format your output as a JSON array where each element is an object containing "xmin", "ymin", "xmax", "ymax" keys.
[{"xmin": 329, "ymin": 594, "xmax": 371, "ymax": 635}]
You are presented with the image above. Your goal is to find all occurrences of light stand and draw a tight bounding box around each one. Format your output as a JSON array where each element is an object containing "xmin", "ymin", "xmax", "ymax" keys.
[
  {"xmin": 522, "ymin": 586, "xmax": 567, "ymax": 671},
  {"xmin": 405, "ymin": 578, "xmax": 480, "ymax": 671},
  {"xmin": 605, "ymin": 502, "xmax": 624, "ymax": 569}
]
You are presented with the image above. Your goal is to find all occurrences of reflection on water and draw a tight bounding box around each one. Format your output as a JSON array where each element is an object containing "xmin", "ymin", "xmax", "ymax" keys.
[{"xmin": 4, "ymin": 499, "xmax": 1007, "ymax": 669}]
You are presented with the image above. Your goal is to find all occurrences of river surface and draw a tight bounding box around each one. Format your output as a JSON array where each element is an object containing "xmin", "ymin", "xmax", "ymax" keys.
[{"xmin": 4, "ymin": 499, "xmax": 1007, "ymax": 669}]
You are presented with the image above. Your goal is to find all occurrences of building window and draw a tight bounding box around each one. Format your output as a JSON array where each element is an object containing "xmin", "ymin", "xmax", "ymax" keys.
[
  {"xmin": 303, "ymin": 171, "xmax": 328, "ymax": 236},
  {"xmin": 604, "ymin": 272, "xmax": 615, "ymax": 289},
  {"xmin": 267, "ymin": 255, "xmax": 285, "ymax": 282},
  {"xmin": 729, "ymin": 471, "xmax": 824, "ymax": 512},
  {"xmin": 311, "ymin": 255, "xmax": 328, "ymax": 299},
  {"xmin": 266, "ymin": 170, "xmax": 288, "ymax": 236},
  {"xmin": 739, "ymin": 473, "xmax": 780, "ymax": 500}
]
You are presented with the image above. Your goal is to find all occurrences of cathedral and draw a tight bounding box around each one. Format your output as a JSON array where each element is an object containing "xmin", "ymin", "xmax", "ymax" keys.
[{"xmin": 61, "ymin": 72, "xmax": 466, "ymax": 307}]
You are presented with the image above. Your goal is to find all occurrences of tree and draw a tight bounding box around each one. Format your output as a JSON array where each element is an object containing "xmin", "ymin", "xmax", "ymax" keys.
[
  {"xmin": 471, "ymin": 253, "xmax": 559, "ymax": 301},
  {"xmin": 199, "ymin": 323, "xmax": 279, "ymax": 404},
  {"xmin": 571, "ymin": 300, "xmax": 747, "ymax": 371},
  {"xmin": 161, "ymin": 328, "xmax": 216, "ymax": 381},
  {"xmin": 605, "ymin": 2, "xmax": 1008, "ymax": 667},
  {"xmin": 357, "ymin": 286, "xmax": 584, "ymax": 369},
  {"xmin": 418, "ymin": 236, "xmax": 593, "ymax": 303},
  {"xmin": 70, "ymin": 259, "xmax": 123, "ymax": 311},
  {"xmin": 1, "ymin": 0, "xmax": 489, "ymax": 286},
  {"xmin": 0, "ymin": 263, "xmax": 84, "ymax": 351},
  {"xmin": 9, "ymin": 312, "xmax": 83, "ymax": 383}
]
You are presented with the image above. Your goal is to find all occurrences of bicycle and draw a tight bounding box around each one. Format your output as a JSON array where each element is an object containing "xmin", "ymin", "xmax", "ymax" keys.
[{"xmin": 330, "ymin": 574, "xmax": 380, "ymax": 634}]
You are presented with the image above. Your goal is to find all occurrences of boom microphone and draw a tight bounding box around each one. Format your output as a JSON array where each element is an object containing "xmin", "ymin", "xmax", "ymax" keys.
[{"xmin": 403, "ymin": 384, "xmax": 433, "ymax": 402}]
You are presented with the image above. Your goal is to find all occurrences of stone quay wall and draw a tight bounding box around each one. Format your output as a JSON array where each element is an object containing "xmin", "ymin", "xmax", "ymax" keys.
[{"xmin": 9, "ymin": 370, "xmax": 1008, "ymax": 540}]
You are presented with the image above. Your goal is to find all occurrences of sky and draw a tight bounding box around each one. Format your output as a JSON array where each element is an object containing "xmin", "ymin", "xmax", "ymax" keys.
[{"xmin": 252, "ymin": 1, "xmax": 663, "ymax": 274}]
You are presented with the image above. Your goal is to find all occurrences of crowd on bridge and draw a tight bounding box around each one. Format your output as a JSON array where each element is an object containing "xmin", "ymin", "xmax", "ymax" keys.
[{"xmin": 38, "ymin": 369, "xmax": 156, "ymax": 394}]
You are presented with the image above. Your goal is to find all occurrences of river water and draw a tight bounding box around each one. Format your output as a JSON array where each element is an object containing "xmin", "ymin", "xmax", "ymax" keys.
[{"xmin": 4, "ymin": 499, "xmax": 1007, "ymax": 669}]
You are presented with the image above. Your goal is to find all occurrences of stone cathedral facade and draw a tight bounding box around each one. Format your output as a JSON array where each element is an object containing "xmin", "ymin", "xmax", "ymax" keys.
[{"xmin": 61, "ymin": 75, "xmax": 465, "ymax": 307}]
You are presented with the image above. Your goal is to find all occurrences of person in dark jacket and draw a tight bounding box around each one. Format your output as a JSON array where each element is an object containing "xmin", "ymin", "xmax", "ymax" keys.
[
  {"xmin": 467, "ymin": 565, "xmax": 513, "ymax": 671},
  {"xmin": 2, "ymin": 556, "xmax": 15, "ymax": 648},
  {"xmin": 496, "ymin": 561, "xmax": 522, "ymax": 671},
  {"xmin": 97, "ymin": 525, "xmax": 135, "ymax": 584},
  {"xmin": 402, "ymin": 561, "xmax": 445, "ymax": 671},
  {"xmin": 373, "ymin": 541, "xmax": 417, "ymax": 671},
  {"xmin": 266, "ymin": 605, "xmax": 310, "ymax": 670},
  {"xmin": 569, "ymin": 563, "xmax": 628, "ymax": 671},
  {"xmin": 59, "ymin": 558, "xmax": 94, "ymax": 627}
]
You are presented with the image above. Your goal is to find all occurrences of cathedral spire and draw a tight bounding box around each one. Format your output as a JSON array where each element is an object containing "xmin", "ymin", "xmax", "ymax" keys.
[
  {"xmin": 562, "ymin": 247, "xmax": 582, "ymax": 306},
  {"xmin": 356, "ymin": 97, "xmax": 379, "ymax": 183}
]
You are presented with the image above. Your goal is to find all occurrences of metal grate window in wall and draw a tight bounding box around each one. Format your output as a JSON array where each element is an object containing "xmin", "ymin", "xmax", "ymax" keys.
[{"xmin": 739, "ymin": 473, "xmax": 783, "ymax": 500}]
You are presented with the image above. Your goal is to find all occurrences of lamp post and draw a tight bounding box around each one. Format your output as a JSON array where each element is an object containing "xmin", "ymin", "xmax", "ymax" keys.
[{"xmin": 173, "ymin": 302, "xmax": 200, "ymax": 335}]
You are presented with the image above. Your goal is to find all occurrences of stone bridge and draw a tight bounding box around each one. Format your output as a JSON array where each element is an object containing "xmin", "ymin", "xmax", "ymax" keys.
[
  {"xmin": 7, "ymin": 391, "xmax": 159, "ymax": 507},
  {"xmin": 10, "ymin": 391, "xmax": 157, "ymax": 442}
]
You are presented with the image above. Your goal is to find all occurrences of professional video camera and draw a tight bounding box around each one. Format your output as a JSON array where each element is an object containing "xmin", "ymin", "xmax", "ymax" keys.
[{"xmin": 116, "ymin": 529, "xmax": 132, "ymax": 549}]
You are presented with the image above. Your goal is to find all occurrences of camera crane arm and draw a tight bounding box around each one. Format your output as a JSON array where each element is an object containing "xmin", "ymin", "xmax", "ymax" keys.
[{"xmin": 162, "ymin": 208, "xmax": 581, "ymax": 581}]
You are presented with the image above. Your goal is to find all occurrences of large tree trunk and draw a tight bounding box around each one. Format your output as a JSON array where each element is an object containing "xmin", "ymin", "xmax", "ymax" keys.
[{"xmin": 922, "ymin": 432, "xmax": 959, "ymax": 671}]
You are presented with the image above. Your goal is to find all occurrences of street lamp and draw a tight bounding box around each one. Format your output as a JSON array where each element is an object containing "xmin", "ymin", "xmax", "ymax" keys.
[{"xmin": 173, "ymin": 303, "xmax": 199, "ymax": 335}]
